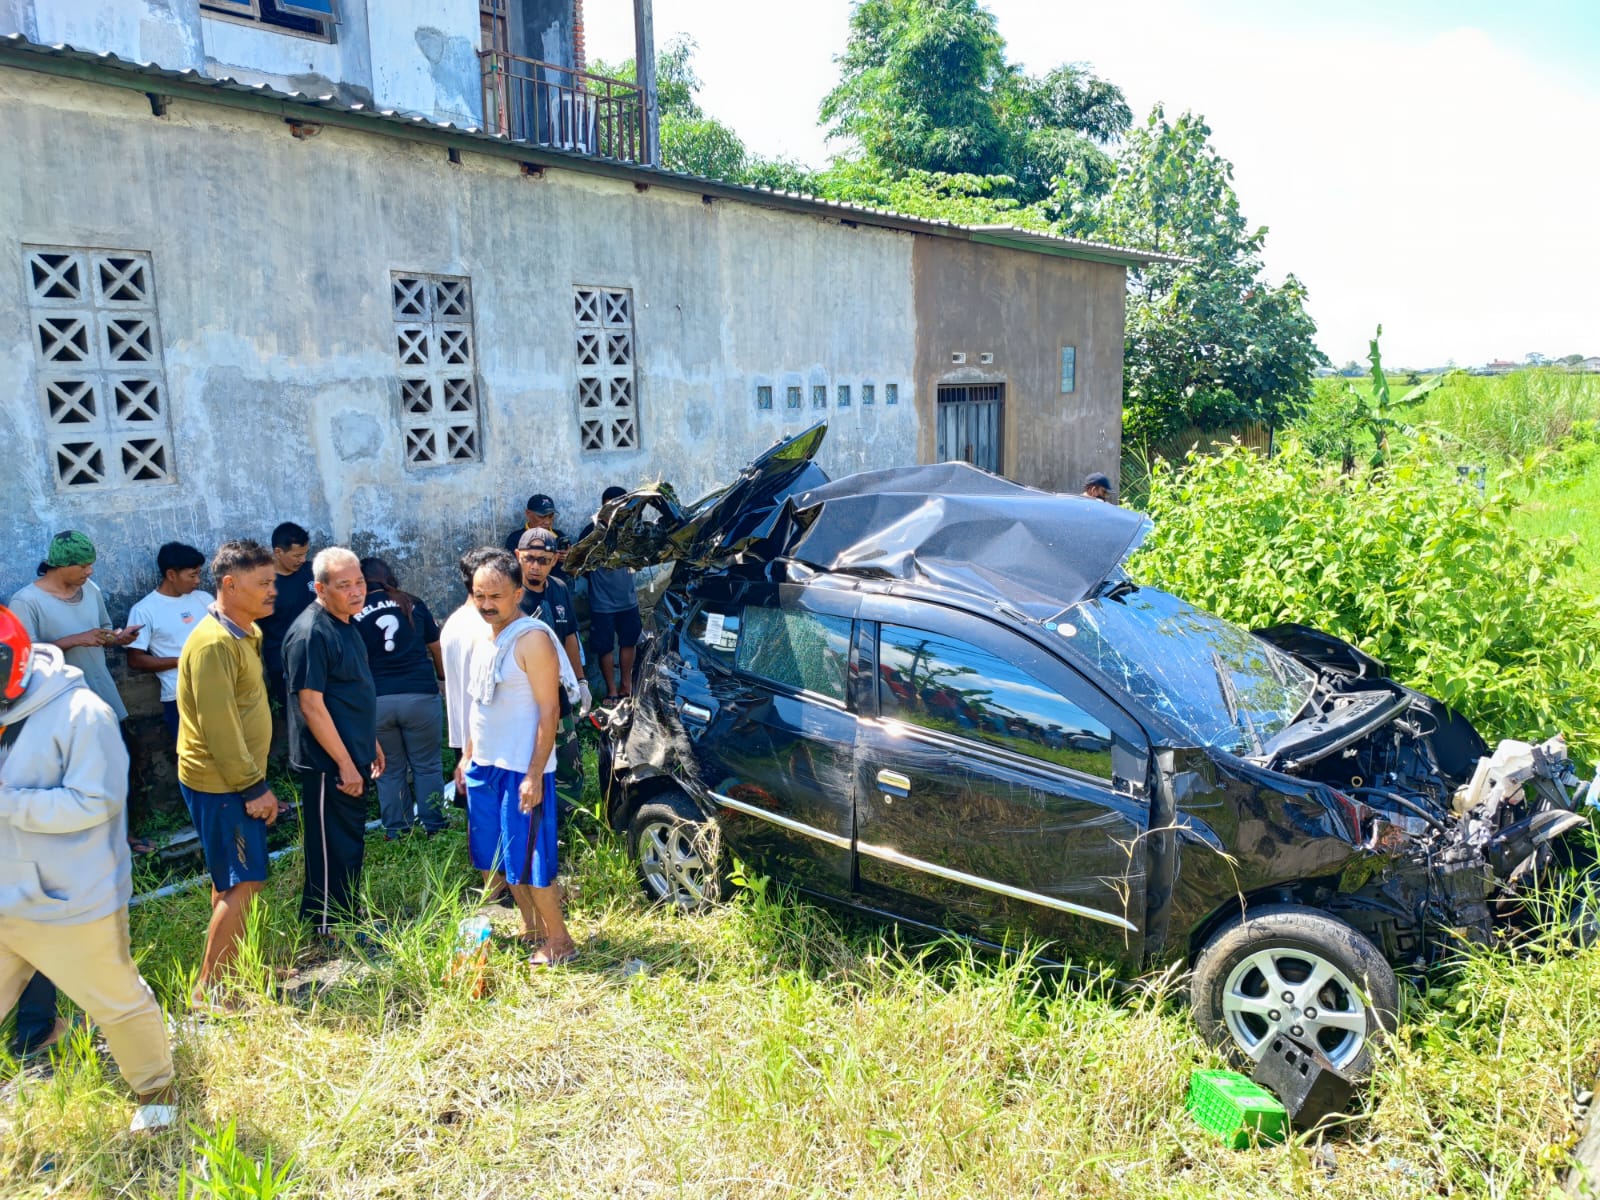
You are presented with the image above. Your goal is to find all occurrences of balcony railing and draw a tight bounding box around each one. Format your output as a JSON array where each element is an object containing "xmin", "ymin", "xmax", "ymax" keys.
[{"xmin": 479, "ymin": 51, "xmax": 646, "ymax": 164}]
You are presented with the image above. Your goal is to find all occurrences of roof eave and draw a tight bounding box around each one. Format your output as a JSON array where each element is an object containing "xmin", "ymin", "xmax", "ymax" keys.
[{"xmin": 0, "ymin": 34, "xmax": 1171, "ymax": 269}]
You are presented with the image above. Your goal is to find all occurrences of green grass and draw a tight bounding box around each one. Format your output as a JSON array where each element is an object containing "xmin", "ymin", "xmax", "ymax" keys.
[
  {"xmin": 4, "ymin": 797, "xmax": 1600, "ymax": 1197},
  {"xmin": 1513, "ymin": 436, "xmax": 1600, "ymax": 594}
]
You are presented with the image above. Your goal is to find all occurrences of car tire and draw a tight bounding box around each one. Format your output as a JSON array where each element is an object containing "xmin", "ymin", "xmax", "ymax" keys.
[
  {"xmin": 626, "ymin": 791, "xmax": 722, "ymax": 911},
  {"xmin": 1191, "ymin": 904, "xmax": 1398, "ymax": 1077}
]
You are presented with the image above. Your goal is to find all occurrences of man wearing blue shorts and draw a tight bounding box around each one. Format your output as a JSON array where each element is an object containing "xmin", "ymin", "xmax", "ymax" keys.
[
  {"xmin": 461, "ymin": 552, "xmax": 576, "ymax": 966},
  {"xmin": 176, "ymin": 540, "xmax": 281, "ymax": 1011}
]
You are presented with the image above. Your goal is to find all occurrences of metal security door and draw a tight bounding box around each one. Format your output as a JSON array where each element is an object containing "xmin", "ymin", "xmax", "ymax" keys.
[{"xmin": 936, "ymin": 384, "xmax": 1004, "ymax": 474}]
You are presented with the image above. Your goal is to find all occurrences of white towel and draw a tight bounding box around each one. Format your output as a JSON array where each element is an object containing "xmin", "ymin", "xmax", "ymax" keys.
[{"xmin": 468, "ymin": 616, "xmax": 539, "ymax": 707}]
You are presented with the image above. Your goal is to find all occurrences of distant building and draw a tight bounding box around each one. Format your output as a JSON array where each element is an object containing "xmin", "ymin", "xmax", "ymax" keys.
[
  {"xmin": 1583, "ymin": 357, "xmax": 1600, "ymax": 374},
  {"xmin": 1484, "ymin": 360, "xmax": 1518, "ymax": 375}
]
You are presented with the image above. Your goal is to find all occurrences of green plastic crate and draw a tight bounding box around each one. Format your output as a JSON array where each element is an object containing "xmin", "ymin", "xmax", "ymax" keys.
[{"xmin": 1185, "ymin": 1069, "xmax": 1288, "ymax": 1148}]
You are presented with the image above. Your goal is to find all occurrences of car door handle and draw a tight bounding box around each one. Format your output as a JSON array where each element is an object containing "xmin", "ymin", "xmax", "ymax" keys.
[
  {"xmin": 681, "ymin": 701, "xmax": 712, "ymax": 724},
  {"xmin": 876, "ymin": 769, "xmax": 911, "ymax": 798}
]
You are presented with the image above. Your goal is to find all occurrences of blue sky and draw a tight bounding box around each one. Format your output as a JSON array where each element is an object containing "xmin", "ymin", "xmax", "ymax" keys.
[{"xmin": 588, "ymin": 2, "xmax": 1600, "ymax": 367}]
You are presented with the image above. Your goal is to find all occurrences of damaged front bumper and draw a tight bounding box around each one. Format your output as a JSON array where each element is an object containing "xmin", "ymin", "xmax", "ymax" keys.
[{"xmin": 1333, "ymin": 736, "xmax": 1594, "ymax": 962}]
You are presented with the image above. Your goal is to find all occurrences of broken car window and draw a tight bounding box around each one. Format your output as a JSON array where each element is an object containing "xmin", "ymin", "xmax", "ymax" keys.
[
  {"xmin": 686, "ymin": 604, "xmax": 741, "ymax": 667},
  {"xmin": 877, "ymin": 625, "xmax": 1115, "ymax": 779},
  {"xmin": 1065, "ymin": 588, "xmax": 1315, "ymax": 755},
  {"xmin": 735, "ymin": 606, "xmax": 852, "ymax": 703}
]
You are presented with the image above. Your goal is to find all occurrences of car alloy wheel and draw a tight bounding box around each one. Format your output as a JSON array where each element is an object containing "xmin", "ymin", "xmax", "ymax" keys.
[
  {"xmin": 1191, "ymin": 904, "xmax": 1398, "ymax": 1077},
  {"xmin": 627, "ymin": 794, "xmax": 721, "ymax": 911}
]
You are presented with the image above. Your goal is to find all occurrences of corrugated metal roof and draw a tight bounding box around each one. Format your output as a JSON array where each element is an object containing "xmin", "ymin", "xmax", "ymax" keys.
[{"xmin": 0, "ymin": 33, "xmax": 1183, "ymax": 268}]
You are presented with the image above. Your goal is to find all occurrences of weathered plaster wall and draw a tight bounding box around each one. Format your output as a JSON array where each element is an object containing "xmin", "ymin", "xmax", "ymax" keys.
[
  {"xmin": 200, "ymin": 1, "xmax": 375, "ymax": 108},
  {"xmin": 0, "ymin": 67, "xmax": 918, "ymax": 690},
  {"xmin": 510, "ymin": 0, "xmax": 575, "ymax": 68},
  {"xmin": 8, "ymin": 0, "xmax": 206, "ymax": 69},
  {"xmin": 911, "ymin": 238, "xmax": 1125, "ymax": 494},
  {"xmin": 366, "ymin": 0, "xmax": 482, "ymax": 125}
]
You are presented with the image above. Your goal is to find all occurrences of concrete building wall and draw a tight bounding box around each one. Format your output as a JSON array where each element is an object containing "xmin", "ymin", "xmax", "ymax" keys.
[
  {"xmin": 199, "ymin": 2, "xmax": 376, "ymax": 108},
  {"xmin": 0, "ymin": 0, "xmax": 485, "ymax": 124},
  {"xmin": 911, "ymin": 237, "xmax": 1126, "ymax": 495},
  {"xmin": 361, "ymin": 0, "xmax": 483, "ymax": 124},
  {"xmin": 0, "ymin": 66, "xmax": 919, "ymax": 657},
  {"xmin": 18, "ymin": 0, "xmax": 206, "ymax": 70}
]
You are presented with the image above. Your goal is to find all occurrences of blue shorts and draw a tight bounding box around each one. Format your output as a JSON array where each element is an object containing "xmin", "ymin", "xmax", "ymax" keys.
[
  {"xmin": 179, "ymin": 782, "xmax": 272, "ymax": 892},
  {"xmin": 463, "ymin": 764, "xmax": 558, "ymax": 887},
  {"xmin": 590, "ymin": 605, "xmax": 643, "ymax": 659}
]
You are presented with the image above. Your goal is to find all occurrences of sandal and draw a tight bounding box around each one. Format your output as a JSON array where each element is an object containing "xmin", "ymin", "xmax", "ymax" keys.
[
  {"xmin": 128, "ymin": 836, "xmax": 157, "ymax": 856},
  {"xmin": 529, "ymin": 944, "xmax": 579, "ymax": 969}
]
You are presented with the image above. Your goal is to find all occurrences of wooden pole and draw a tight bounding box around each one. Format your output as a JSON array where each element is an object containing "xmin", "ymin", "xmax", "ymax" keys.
[{"xmin": 632, "ymin": 0, "xmax": 659, "ymax": 165}]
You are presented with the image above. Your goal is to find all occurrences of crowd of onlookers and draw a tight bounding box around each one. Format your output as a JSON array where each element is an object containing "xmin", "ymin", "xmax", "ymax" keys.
[{"xmin": 0, "ymin": 490, "xmax": 641, "ymax": 1133}]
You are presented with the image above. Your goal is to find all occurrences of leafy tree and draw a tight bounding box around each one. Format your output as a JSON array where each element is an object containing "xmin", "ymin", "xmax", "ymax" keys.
[
  {"xmin": 819, "ymin": 0, "xmax": 1128, "ymax": 202},
  {"xmin": 820, "ymin": 0, "xmax": 1008, "ymax": 177},
  {"xmin": 595, "ymin": 35, "xmax": 750, "ymax": 179},
  {"xmin": 1059, "ymin": 107, "xmax": 1324, "ymax": 444}
]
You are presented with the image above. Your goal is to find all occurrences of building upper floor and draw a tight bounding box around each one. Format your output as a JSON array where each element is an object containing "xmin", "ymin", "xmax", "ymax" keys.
[{"xmin": 1, "ymin": 0, "xmax": 647, "ymax": 159}]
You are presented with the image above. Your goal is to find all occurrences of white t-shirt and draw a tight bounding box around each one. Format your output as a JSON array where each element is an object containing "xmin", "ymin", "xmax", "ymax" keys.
[
  {"xmin": 439, "ymin": 601, "xmax": 485, "ymax": 751},
  {"xmin": 127, "ymin": 588, "xmax": 215, "ymax": 702}
]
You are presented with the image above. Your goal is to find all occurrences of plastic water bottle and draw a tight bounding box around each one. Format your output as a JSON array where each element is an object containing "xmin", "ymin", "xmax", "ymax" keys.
[{"xmin": 448, "ymin": 916, "xmax": 493, "ymax": 997}]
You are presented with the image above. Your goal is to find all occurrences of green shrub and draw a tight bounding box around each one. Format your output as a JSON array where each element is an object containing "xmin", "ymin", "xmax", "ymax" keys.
[{"xmin": 1128, "ymin": 437, "xmax": 1600, "ymax": 764}]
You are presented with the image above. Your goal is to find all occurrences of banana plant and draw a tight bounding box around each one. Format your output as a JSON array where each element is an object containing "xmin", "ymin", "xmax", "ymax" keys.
[{"xmin": 1340, "ymin": 325, "xmax": 1450, "ymax": 469}]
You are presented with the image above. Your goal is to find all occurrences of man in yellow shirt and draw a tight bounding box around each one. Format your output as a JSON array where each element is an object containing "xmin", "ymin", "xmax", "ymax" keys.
[{"xmin": 176, "ymin": 540, "xmax": 280, "ymax": 1012}]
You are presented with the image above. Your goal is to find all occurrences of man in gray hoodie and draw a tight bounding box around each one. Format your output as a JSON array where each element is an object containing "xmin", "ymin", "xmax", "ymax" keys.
[{"xmin": 0, "ymin": 605, "xmax": 175, "ymax": 1133}]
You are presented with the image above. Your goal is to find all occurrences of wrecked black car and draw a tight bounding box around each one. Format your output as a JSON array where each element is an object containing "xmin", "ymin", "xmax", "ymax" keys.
[{"xmin": 570, "ymin": 425, "xmax": 1594, "ymax": 1074}]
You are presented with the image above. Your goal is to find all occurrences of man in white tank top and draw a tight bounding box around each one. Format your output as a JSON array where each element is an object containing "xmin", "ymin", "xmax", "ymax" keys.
[{"xmin": 459, "ymin": 552, "xmax": 576, "ymax": 966}]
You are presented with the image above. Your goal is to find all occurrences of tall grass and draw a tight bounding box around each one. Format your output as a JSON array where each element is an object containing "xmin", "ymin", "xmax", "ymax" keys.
[
  {"xmin": 2, "ymin": 814, "xmax": 1599, "ymax": 1198},
  {"xmin": 1419, "ymin": 370, "xmax": 1600, "ymax": 461}
]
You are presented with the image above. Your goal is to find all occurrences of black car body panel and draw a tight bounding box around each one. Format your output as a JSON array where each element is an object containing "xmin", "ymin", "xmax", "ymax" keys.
[{"xmin": 581, "ymin": 426, "xmax": 1591, "ymax": 975}]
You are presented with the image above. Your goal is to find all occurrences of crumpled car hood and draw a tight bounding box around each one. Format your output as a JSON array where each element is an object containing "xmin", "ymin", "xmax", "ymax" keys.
[{"xmin": 569, "ymin": 423, "xmax": 1151, "ymax": 613}]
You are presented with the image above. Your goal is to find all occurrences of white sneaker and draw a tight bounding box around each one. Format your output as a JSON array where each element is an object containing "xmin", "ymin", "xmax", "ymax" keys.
[{"xmin": 129, "ymin": 1103, "xmax": 177, "ymax": 1134}]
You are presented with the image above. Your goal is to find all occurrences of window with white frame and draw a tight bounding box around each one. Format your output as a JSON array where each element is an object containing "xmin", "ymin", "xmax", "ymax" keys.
[
  {"xmin": 25, "ymin": 246, "xmax": 175, "ymax": 491},
  {"xmin": 392, "ymin": 272, "xmax": 482, "ymax": 467},
  {"xmin": 574, "ymin": 286, "xmax": 638, "ymax": 452}
]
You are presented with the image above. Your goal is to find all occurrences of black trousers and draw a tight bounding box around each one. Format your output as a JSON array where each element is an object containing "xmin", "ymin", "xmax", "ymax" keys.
[
  {"xmin": 296, "ymin": 766, "xmax": 371, "ymax": 933},
  {"xmin": 9, "ymin": 971, "xmax": 56, "ymax": 1055}
]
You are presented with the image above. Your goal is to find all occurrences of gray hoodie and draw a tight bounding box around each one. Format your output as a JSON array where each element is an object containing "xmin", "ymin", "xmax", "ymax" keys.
[{"xmin": 0, "ymin": 645, "xmax": 131, "ymax": 924}]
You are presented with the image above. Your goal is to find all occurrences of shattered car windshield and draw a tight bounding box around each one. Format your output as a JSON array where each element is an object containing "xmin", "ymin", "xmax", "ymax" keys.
[{"xmin": 1063, "ymin": 585, "xmax": 1316, "ymax": 754}]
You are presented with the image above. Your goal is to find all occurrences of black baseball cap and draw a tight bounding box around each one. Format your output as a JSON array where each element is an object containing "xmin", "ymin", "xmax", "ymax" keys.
[
  {"xmin": 525, "ymin": 493, "xmax": 556, "ymax": 515},
  {"xmin": 1083, "ymin": 472, "xmax": 1112, "ymax": 492},
  {"xmin": 517, "ymin": 527, "xmax": 560, "ymax": 553}
]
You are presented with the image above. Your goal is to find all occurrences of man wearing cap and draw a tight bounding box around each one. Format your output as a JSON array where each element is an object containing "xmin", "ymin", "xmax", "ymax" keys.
[
  {"xmin": 1081, "ymin": 472, "xmax": 1115, "ymax": 503},
  {"xmin": 0, "ymin": 604, "xmax": 176, "ymax": 1133},
  {"xmin": 515, "ymin": 528, "xmax": 589, "ymax": 806}
]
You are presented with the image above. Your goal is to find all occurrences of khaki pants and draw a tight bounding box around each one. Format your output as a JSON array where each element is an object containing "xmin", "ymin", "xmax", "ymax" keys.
[{"xmin": 0, "ymin": 908, "xmax": 173, "ymax": 1097}]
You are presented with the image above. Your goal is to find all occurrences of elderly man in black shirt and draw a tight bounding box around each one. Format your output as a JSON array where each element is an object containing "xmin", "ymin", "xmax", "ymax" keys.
[{"xmin": 283, "ymin": 547, "xmax": 384, "ymax": 934}]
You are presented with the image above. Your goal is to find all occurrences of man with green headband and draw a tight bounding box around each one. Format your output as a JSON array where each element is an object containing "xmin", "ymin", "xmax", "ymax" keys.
[{"xmin": 7, "ymin": 532, "xmax": 139, "ymax": 724}]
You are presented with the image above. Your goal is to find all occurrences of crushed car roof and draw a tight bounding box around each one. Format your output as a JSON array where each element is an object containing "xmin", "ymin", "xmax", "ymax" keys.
[
  {"xmin": 570, "ymin": 425, "xmax": 1150, "ymax": 618},
  {"xmin": 785, "ymin": 462, "xmax": 1150, "ymax": 617}
]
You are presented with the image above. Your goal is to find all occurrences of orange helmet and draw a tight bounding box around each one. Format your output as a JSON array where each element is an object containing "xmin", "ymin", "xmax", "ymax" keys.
[{"xmin": 0, "ymin": 605, "xmax": 34, "ymax": 713}]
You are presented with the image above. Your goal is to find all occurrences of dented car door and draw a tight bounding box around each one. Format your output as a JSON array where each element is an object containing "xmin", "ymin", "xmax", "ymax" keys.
[
  {"xmin": 683, "ymin": 582, "xmax": 859, "ymax": 898},
  {"xmin": 853, "ymin": 598, "xmax": 1153, "ymax": 966}
]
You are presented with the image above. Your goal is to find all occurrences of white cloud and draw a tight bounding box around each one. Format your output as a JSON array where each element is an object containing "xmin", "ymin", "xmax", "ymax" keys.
[{"xmin": 586, "ymin": 1, "xmax": 1600, "ymax": 366}]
